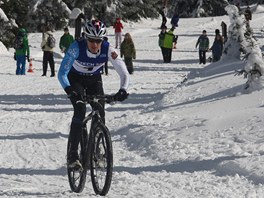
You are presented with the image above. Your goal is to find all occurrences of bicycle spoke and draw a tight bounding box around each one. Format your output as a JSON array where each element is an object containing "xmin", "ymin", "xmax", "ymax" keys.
[{"xmin": 90, "ymin": 124, "xmax": 113, "ymax": 196}]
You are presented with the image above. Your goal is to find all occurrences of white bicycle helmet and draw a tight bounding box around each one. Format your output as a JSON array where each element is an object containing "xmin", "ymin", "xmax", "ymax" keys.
[{"xmin": 83, "ymin": 20, "xmax": 107, "ymax": 40}]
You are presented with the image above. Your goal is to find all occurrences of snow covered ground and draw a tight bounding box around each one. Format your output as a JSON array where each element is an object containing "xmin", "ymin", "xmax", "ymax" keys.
[{"xmin": 0, "ymin": 6, "xmax": 264, "ymax": 198}]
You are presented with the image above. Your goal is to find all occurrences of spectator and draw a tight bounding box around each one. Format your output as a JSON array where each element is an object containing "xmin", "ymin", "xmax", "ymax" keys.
[
  {"xmin": 13, "ymin": 28, "xmax": 30, "ymax": 75},
  {"xmin": 159, "ymin": 25, "xmax": 167, "ymax": 62},
  {"xmin": 74, "ymin": 12, "xmax": 85, "ymax": 39},
  {"xmin": 113, "ymin": 17, "xmax": 123, "ymax": 48},
  {"xmin": 159, "ymin": 7, "xmax": 167, "ymax": 29},
  {"xmin": 210, "ymin": 34, "xmax": 223, "ymax": 62},
  {"xmin": 215, "ymin": 29, "xmax": 224, "ymax": 44},
  {"xmin": 40, "ymin": 26, "xmax": 55, "ymax": 77},
  {"xmin": 171, "ymin": 12, "xmax": 179, "ymax": 29},
  {"xmin": 221, "ymin": 21, "xmax": 227, "ymax": 43},
  {"xmin": 195, "ymin": 30, "xmax": 209, "ymax": 64},
  {"xmin": 120, "ymin": 33, "xmax": 136, "ymax": 74},
  {"xmin": 59, "ymin": 27, "xmax": 74, "ymax": 54},
  {"xmin": 160, "ymin": 27, "xmax": 176, "ymax": 63}
]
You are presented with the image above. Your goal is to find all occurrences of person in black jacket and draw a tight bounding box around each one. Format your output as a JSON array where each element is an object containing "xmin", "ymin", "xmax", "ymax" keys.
[
  {"xmin": 210, "ymin": 34, "xmax": 223, "ymax": 62},
  {"xmin": 171, "ymin": 12, "xmax": 179, "ymax": 29},
  {"xmin": 159, "ymin": 7, "xmax": 167, "ymax": 29}
]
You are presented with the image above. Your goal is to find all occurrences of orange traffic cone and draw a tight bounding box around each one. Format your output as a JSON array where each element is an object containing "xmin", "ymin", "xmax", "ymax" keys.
[{"xmin": 27, "ymin": 58, "xmax": 33, "ymax": 73}]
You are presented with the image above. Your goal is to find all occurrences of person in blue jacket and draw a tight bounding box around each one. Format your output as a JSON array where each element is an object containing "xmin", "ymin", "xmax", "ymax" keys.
[
  {"xmin": 58, "ymin": 19, "xmax": 130, "ymax": 170},
  {"xmin": 14, "ymin": 28, "xmax": 30, "ymax": 75},
  {"xmin": 210, "ymin": 34, "xmax": 223, "ymax": 62},
  {"xmin": 171, "ymin": 12, "xmax": 179, "ymax": 29}
]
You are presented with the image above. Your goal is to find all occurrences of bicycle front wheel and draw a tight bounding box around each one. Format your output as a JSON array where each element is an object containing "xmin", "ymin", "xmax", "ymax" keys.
[{"xmin": 89, "ymin": 122, "xmax": 113, "ymax": 196}]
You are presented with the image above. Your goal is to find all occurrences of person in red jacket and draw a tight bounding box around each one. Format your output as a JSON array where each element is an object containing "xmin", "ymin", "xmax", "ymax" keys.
[{"xmin": 113, "ymin": 17, "xmax": 123, "ymax": 48}]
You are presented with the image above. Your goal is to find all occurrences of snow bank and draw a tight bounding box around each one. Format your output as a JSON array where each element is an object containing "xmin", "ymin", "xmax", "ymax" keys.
[{"xmin": 0, "ymin": 41, "xmax": 9, "ymax": 55}]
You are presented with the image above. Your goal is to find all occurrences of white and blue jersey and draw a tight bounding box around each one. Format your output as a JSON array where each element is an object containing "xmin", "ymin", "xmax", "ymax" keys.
[
  {"xmin": 71, "ymin": 39, "xmax": 108, "ymax": 75},
  {"xmin": 58, "ymin": 39, "xmax": 130, "ymax": 90}
]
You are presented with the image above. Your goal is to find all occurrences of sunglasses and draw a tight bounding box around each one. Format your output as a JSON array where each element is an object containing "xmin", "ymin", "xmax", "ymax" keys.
[{"xmin": 87, "ymin": 38, "xmax": 103, "ymax": 44}]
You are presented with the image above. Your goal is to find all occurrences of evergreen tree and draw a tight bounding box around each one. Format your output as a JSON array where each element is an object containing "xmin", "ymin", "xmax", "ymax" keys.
[
  {"xmin": 224, "ymin": 4, "xmax": 264, "ymax": 90},
  {"xmin": 168, "ymin": 0, "xmax": 229, "ymax": 18},
  {"xmin": 27, "ymin": 0, "xmax": 71, "ymax": 31},
  {"xmin": 1, "ymin": 0, "xmax": 262, "ymax": 49},
  {"xmin": 222, "ymin": 5, "xmax": 243, "ymax": 59},
  {"xmin": 0, "ymin": 3, "xmax": 16, "ymax": 49},
  {"xmin": 1, "ymin": 0, "xmax": 30, "ymax": 28},
  {"xmin": 113, "ymin": 0, "xmax": 160, "ymax": 21}
]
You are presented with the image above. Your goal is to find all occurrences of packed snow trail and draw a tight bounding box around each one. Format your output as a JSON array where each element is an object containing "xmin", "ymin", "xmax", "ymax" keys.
[{"xmin": 0, "ymin": 14, "xmax": 264, "ymax": 197}]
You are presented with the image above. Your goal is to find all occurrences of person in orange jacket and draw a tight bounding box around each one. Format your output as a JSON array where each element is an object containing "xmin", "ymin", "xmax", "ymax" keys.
[{"xmin": 113, "ymin": 17, "xmax": 123, "ymax": 48}]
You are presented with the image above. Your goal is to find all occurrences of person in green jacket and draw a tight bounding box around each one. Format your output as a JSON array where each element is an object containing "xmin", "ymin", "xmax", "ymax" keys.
[
  {"xmin": 14, "ymin": 28, "xmax": 30, "ymax": 75},
  {"xmin": 159, "ymin": 25, "xmax": 167, "ymax": 62},
  {"xmin": 161, "ymin": 27, "xmax": 176, "ymax": 63},
  {"xmin": 59, "ymin": 27, "xmax": 74, "ymax": 53},
  {"xmin": 120, "ymin": 33, "xmax": 136, "ymax": 74},
  {"xmin": 195, "ymin": 30, "xmax": 209, "ymax": 64}
]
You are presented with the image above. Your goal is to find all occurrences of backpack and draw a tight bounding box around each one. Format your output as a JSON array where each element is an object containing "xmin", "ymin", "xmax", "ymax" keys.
[
  {"xmin": 47, "ymin": 34, "xmax": 56, "ymax": 48},
  {"xmin": 14, "ymin": 35, "xmax": 24, "ymax": 50}
]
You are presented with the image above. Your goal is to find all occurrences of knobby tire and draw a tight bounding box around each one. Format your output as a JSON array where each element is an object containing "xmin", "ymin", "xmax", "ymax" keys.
[{"xmin": 89, "ymin": 121, "xmax": 113, "ymax": 196}]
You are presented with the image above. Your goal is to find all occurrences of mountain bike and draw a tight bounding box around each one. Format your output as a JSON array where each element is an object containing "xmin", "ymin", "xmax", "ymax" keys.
[{"xmin": 67, "ymin": 94, "xmax": 115, "ymax": 196}]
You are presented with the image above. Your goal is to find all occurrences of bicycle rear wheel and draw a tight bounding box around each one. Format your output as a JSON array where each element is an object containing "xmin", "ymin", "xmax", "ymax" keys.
[
  {"xmin": 67, "ymin": 126, "xmax": 89, "ymax": 193},
  {"xmin": 89, "ymin": 122, "xmax": 113, "ymax": 196}
]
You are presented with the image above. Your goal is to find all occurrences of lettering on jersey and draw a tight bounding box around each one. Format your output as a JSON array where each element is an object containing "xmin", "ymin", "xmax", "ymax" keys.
[{"xmin": 75, "ymin": 61, "xmax": 103, "ymax": 67}]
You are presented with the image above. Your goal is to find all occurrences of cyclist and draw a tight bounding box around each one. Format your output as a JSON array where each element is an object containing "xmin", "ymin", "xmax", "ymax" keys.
[{"xmin": 58, "ymin": 19, "xmax": 130, "ymax": 169}]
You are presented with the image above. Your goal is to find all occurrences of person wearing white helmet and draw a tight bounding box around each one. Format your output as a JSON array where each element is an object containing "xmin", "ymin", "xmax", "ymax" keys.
[{"xmin": 58, "ymin": 19, "xmax": 130, "ymax": 169}]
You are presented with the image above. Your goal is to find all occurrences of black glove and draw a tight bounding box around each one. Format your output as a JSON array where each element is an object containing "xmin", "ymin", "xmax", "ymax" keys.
[
  {"xmin": 14, "ymin": 53, "xmax": 16, "ymax": 61},
  {"xmin": 114, "ymin": 89, "xmax": 128, "ymax": 101},
  {"xmin": 27, "ymin": 56, "xmax": 30, "ymax": 62},
  {"xmin": 64, "ymin": 86, "xmax": 83, "ymax": 102}
]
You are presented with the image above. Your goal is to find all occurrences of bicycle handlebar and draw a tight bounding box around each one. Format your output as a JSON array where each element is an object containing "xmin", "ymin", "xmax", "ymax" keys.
[{"xmin": 76, "ymin": 95, "xmax": 116, "ymax": 105}]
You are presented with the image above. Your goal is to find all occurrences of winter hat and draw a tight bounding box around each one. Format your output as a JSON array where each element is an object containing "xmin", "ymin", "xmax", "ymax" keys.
[
  {"xmin": 19, "ymin": 28, "xmax": 26, "ymax": 33},
  {"xmin": 18, "ymin": 28, "xmax": 26, "ymax": 37}
]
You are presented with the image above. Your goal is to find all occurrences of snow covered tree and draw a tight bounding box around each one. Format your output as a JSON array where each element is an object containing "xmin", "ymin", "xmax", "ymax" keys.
[
  {"xmin": 64, "ymin": 0, "xmax": 161, "ymax": 26},
  {"xmin": 222, "ymin": 5, "xmax": 243, "ymax": 59},
  {"xmin": 0, "ymin": 2, "xmax": 16, "ymax": 49},
  {"xmin": 223, "ymin": 4, "xmax": 264, "ymax": 90},
  {"xmin": 168, "ymin": 0, "xmax": 229, "ymax": 18},
  {"xmin": 1, "ymin": 0, "xmax": 30, "ymax": 28},
  {"xmin": 27, "ymin": 0, "xmax": 71, "ymax": 31},
  {"xmin": 112, "ymin": 0, "xmax": 160, "ymax": 22},
  {"xmin": 82, "ymin": 0, "xmax": 160, "ymax": 24}
]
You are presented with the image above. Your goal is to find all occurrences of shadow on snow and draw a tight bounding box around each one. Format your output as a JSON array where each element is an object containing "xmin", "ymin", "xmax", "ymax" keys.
[
  {"xmin": 114, "ymin": 155, "xmax": 264, "ymax": 185},
  {"xmin": 0, "ymin": 132, "xmax": 68, "ymax": 140}
]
